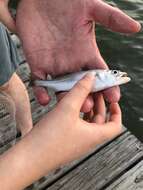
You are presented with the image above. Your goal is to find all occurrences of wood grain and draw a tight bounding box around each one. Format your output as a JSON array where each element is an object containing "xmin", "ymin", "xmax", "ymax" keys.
[{"xmin": 106, "ymin": 161, "xmax": 143, "ymax": 190}]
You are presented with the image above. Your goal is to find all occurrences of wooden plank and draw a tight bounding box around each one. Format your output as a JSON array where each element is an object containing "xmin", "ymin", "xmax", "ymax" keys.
[
  {"xmin": 0, "ymin": 99, "xmax": 50, "ymax": 152},
  {"xmin": 11, "ymin": 34, "xmax": 21, "ymax": 48},
  {"xmin": 24, "ymin": 131, "xmax": 126, "ymax": 190},
  {"xmin": 106, "ymin": 161, "xmax": 143, "ymax": 190},
  {"xmin": 0, "ymin": 93, "xmax": 17, "ymax": 149},
  {"xmin": 0, "ymin": 141, "xmax": 16, "ymax": 155},
  {"xmin": 16, "ymin": 63, "xmax": 31, "ymax": 83},
  {"xmin": 41, "ymin": 132, "xmax": 143, "ymax": 190}
]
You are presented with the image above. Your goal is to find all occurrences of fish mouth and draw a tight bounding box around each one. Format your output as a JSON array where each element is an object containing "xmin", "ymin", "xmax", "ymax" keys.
[
  {"xmin": 121, "ymin": 72, "xmax": 128, "ymax": 77},
  {"xmin": 119, "ymin": 72, "xmax": 131, "ymax": 84}
]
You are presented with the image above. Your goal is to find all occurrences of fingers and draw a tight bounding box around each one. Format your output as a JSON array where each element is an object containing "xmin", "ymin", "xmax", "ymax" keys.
[
  {"xmin": 103, "ymin": 86, "xmax": 121, "ymax": 103},
  {"xmin": 0, "ymin": 2, "xmax": 16, "ymax": 33},
  {"xmin": 31, "ymin": 71, "xmax": 51, "ymax": 106},
  {"xmin": 92, "ymin": 93, "xmax": 106, "ymax": 124},
  {"xmin": 108, "ymin": 103, "xmax": 122, "ymax": 124},
  {"xmin": 33, "ymin": 86, "xmax": 50, "ymax": 106},
  {"xmin": 89, "ymin": 102, "xmax": 122, "ymax": 142},
  {"xmin": 101, "ymin": 103, "xmax": 122, "ymax": 139},
  {"xmin": 61, "ymin": 74, "xmax": 94, "ymax": 113},
  {"xmin": 83, "ymin": 93, "xmax": 106, "ymax": 123},
  {"xmin": 89, "ymin": 0, "xmax": 141, "ymax": 34},
  {"xmin": 80, "ymin": 95, "xmax": 94, "ymax": 113}
]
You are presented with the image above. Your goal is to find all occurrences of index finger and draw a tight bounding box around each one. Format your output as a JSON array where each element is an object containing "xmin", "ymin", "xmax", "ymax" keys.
[
  {"xmin": 108, "ymin": 103, "xmax": 122, "ymax": 124},
  {"xmin": 97, "ymin": 103, "xmax": 122, "ymax": 140},
  {"xmin": 102, "ymin": 103, "xmax": 122, "ymax": 139}
]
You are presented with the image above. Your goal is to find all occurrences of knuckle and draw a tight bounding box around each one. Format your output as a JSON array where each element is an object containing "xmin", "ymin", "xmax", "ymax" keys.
[{"xmin": 107, "ymin": 7, "xmax": 120, "ymax": 28}]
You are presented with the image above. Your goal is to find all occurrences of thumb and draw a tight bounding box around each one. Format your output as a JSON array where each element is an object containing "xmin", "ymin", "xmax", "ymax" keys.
[
  {"xmin": 31, "ymin": 72, "xmax": 51, "ymax": 106},
  {"xmin": 0, "ymin": 2, "xmax": 16, "ymax": 33},
  {"xmin": 62, "ymin": 74, "xmax": 95, "ymax": 112},
  {"xmin": 33, "ymin": 86, "xmax": 51, "ymax": 106}
]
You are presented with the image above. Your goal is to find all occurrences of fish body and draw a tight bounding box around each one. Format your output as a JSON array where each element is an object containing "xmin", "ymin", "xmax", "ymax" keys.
[{"xmin": 34, "ymin": 70, "xmax": 131, "ymax": 92}]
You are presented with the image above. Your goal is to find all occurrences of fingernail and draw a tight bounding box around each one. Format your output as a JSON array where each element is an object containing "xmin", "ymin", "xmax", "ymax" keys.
[
  {"xmin": 136, "ymin": 22, "xmax": 142, "ymax": 32},
  {"xmin": 139, "ymin": 22, "xmax": 143, "ymax": 32}
]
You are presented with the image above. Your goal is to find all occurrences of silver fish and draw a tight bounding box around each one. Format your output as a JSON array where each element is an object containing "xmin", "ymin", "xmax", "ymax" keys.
[{"xmin": 34, "ymin": 70, "xmax": 131, "ymax": 92}]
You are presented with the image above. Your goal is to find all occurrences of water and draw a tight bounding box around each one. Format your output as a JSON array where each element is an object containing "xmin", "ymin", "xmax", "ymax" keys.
[{"xmin": 96, "ymin": 0, "xmax": 143, "ymax": 140}]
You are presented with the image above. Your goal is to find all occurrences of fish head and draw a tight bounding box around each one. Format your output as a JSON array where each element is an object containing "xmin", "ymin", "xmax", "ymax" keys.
[
  {"xmin": 92, "ymin": 69, "xmax": 131, "ymax": 91},
  {"xmin": 104, "ymin": 70, "xmax": 131, "ymax": 86},
  {"xmin": 110, "ymin": 70, "xmax": 131, "ymax": 85}
]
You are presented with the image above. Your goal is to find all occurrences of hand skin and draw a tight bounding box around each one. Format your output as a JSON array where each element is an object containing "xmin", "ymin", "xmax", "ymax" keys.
[
  {"xmin": 15, "ymin": 0, "xmax": 141, "ymax": 109},
  {"xmin": 0, "ymin": 0, "xmax": 141, "ymax": 111},
  {"xmin": 0, "ymin": 0, "xmax": 16, "ymax": 33},
  {"xmin": 0, "ymin": 75, "xmax": 122, "ymax": 190}
]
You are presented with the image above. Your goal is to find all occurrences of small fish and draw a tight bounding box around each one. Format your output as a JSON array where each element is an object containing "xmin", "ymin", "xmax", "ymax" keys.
[{"xmin": 34, "ymin": 70, "xmax": 131, "ymax": 92}]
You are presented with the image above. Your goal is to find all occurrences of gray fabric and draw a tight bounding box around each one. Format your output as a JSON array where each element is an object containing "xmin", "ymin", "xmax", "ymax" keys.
[{"xmin": 0, "ymin": 23, "xmax": 21, "ymax": 86}]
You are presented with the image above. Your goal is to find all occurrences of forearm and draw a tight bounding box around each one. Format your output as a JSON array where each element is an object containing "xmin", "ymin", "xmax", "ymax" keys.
[
  {"xmin": 0, "ymin": 114, "xmax": 69, "ymax": 190},
  {"xmin": 0, "ymin": 126, "xmax": 55, "ymax": 189}
]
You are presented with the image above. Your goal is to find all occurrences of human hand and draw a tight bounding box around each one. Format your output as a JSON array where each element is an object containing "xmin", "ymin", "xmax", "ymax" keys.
[
  {"xmin": 0, "ymin": 75, "xmax": 122, "ymax": 190},
  {"xmin": 0, "ymin": 0, "xmax": 16, "ymax": 32},
  {"xmin": 16, "ymin": 0, "xmax": 141, "ymax": 107},
  {"xmin": 33, "ymin": 74, "xmax": 122, "ymax": 170}
]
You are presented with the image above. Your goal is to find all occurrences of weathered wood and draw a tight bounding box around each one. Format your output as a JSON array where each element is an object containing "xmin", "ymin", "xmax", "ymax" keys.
[
  {"xmin": 0, "ymin": 93, "xmax": 17, "ymax": 150},
  {"xmin": 0, "ymin": 141, "xmax": 16, "ymax": 155},
  {"xmin": 106, "ymin": 161, "xmax": 143, "ymax": 190},
  {"xmin": 16, "ymin": 63, "xmax": 31, "ymax": 83},
  {"xmin": 42, "ymin": 132, "xmax": 143, "ymax": 190},
  {"xmin": 25, "ymin": 131, "xmax": 125, "ymax": 190}
]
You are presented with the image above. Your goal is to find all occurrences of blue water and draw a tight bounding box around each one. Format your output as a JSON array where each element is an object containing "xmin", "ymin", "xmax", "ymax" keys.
[{"xmin": 96, "ymin": 0, "xmax": 143, "ymax": 140}]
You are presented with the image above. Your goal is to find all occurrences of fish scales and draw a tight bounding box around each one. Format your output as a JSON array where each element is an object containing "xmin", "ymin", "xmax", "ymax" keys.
[{"xmin": 34, "ymin": 70, "xmax": 131, "ymax": 92}]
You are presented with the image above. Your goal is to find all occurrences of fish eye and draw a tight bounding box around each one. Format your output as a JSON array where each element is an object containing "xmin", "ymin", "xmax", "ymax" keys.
[{"xmin": 112, "ymin": 70, "xmax": 118, "ymax": 75}]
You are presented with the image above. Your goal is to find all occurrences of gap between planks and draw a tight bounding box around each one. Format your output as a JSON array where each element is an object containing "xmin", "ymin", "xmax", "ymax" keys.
[{"xmin": 37, "ymin": 132, "xmax": 143, "ymax": 190}]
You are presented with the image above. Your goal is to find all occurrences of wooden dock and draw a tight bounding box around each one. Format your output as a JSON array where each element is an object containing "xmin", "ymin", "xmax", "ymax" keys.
[{"xmin": 0, "ymin": 35, "xmax": 143, "ymax": 190}]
